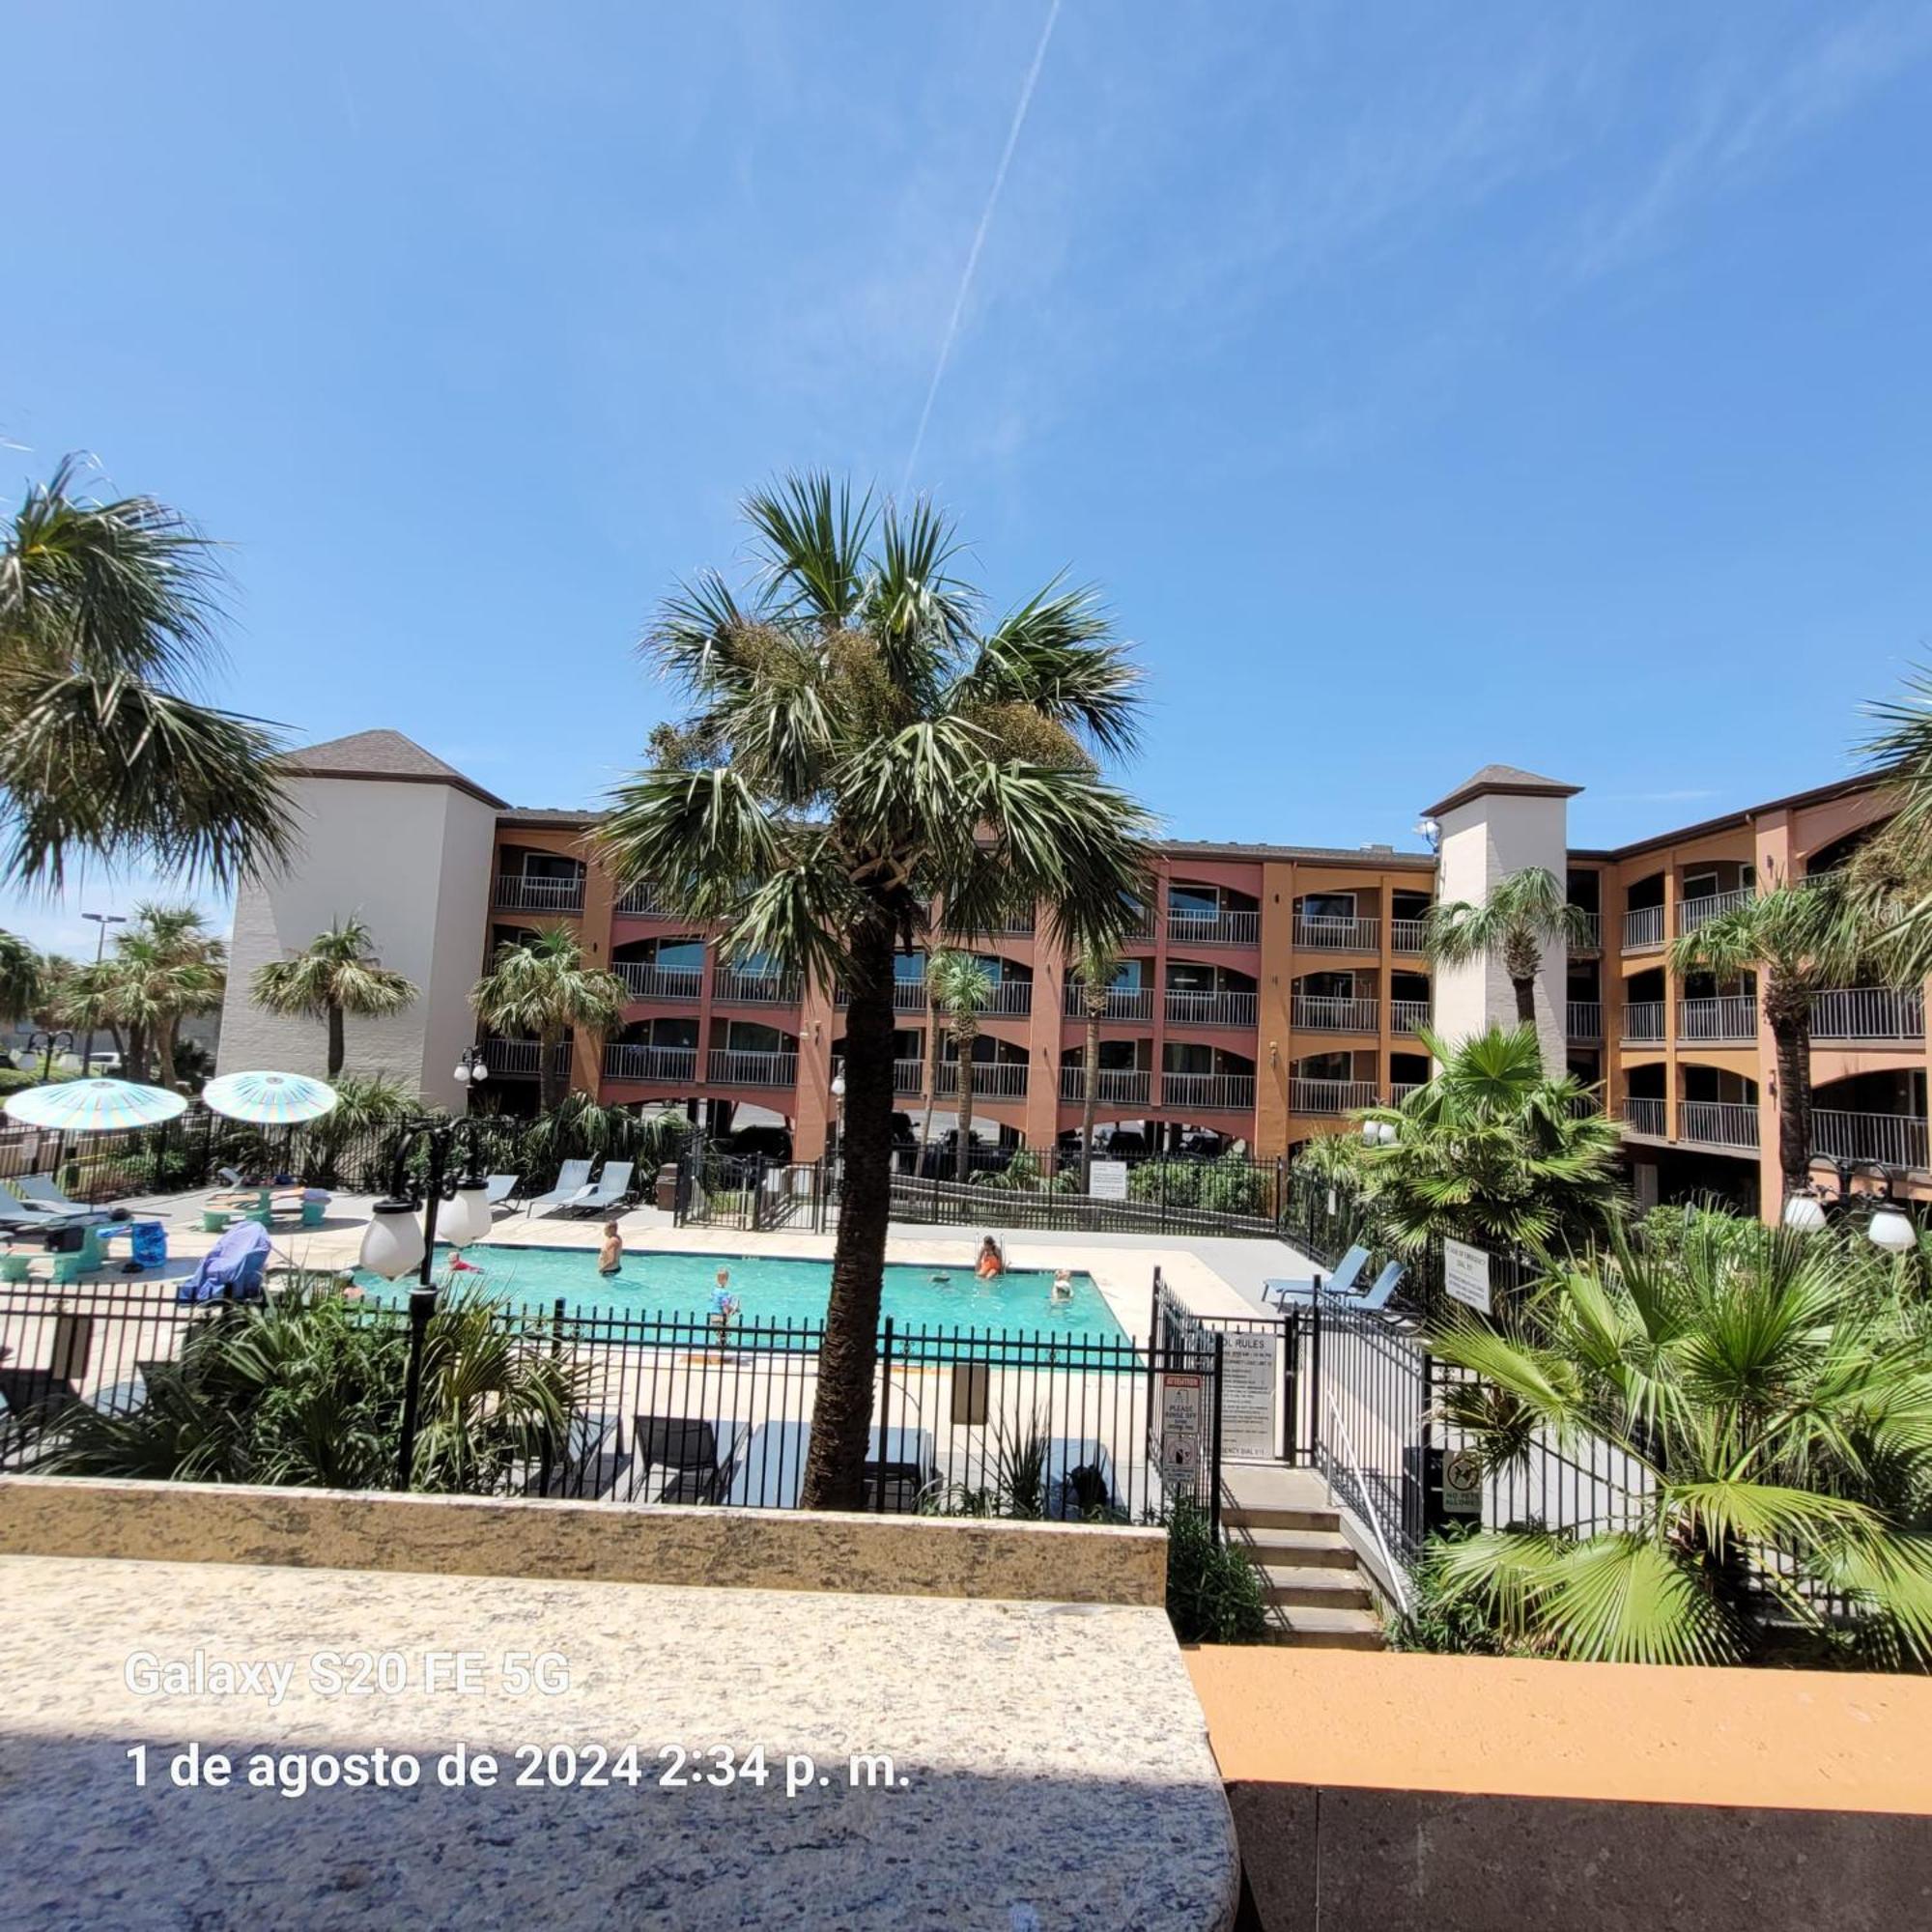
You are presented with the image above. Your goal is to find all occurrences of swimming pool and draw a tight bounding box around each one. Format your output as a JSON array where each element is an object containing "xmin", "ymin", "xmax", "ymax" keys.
[{"xmin": 355, "ymin": 1244, "xmax": 1125, "ymax": 1342}]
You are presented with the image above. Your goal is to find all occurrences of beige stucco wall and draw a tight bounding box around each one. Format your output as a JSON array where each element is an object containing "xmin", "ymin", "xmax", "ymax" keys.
[{"xmin": 219, "ymin": 774, "xmax": 496, "ymax": 1108}]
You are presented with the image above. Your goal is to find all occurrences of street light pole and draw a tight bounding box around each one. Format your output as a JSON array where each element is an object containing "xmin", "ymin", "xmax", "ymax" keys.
[{"xmin": 78, "ymin": 911, "xmax": 126, "ymax": 1076}]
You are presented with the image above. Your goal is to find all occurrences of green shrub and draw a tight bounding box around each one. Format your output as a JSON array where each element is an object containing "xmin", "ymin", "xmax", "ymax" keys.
[
  {"xmin": 1128, "ymin": 1158, "xmax": 1204, "ymax": 1208},
  {"xmin": 1165, "ymin": 1495, "xmax": 1270, "ymax": 1644},
  {"xmin": 1388, "ymin": 1530, "xmax": 1519, "ymax": 1656}
]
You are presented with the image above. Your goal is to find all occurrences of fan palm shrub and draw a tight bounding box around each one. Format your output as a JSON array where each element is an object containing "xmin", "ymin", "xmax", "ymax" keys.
[
  {"xmin": 0, "ymin": 929, "xmax": 42, "ymax": 1024},
  {"xmin": 927, "ymin": 950, "xmax": 993, "ymax": 1179},
  {"xmin": 598, "ymin": 473, "xmax": 1152, "ymax": 1507},
  {"xmin": 250, "ymin": 916, "xmax": 418, "ymax": 1078},
  {"xmin": 1352, "ymin": 1024, "xmax": 1624, "ymax": 1260},
  {"xmin": 470, "ymin": 926, "xmax": 625, "ymax": 1111},
  {"xmin": 52, "ymin": 1284, "xmax": 587, "ymax": 1495},
  {"xmin": 0, "ymin": 456, "xmax": 289, "ymax": 888},
  {"xmin": 1427, "ymin": 1222, "xmax": 1932, "ymax": 1665},
  {"xmin": 1424, "ymin": 867, "xmax": 1595, "ymax": 1063},
  {"xmin": 65, "ymin": 902, "xmax": 224, "ymax": 1086}
]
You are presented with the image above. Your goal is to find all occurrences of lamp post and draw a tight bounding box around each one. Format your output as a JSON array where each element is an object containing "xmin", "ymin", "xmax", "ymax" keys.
[
  {"xmin": 829, "ymin": 1068, "xmax": 847, "ymax": 1171},
  {"xmin": 357, "ymin": 1113, "xmax": 492, "ymax": 1486},
  {"xmin": 77, "ymin": 911, "xmax": 126, "ymax": 1075},
  {"xmin": 1783, "ymin": 1154, "xmax": 1918, "ymax": 1252},
  {"xmin": 453, "ymin": 1045, "xmax": 490, "ymax": 1111}
]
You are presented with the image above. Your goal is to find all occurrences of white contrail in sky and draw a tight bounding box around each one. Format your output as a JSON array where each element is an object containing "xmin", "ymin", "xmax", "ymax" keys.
[{"xmin": 900, "ymin": 0, "xmax": 1063, "ymax": 497}]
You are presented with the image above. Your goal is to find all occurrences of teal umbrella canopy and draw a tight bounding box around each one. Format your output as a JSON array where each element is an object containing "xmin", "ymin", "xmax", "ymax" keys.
[
  {"xmin": 4, "ymin": 1079, "xmax": 188, "ymax": 1132},
  {"xmin": 202, "ymin": 1070, "xmax": 340, "ymax": 1126}
]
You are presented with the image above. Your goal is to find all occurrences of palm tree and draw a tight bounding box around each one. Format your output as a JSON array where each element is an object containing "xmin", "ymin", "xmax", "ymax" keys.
[
  {"xmin": 927, "ymin": 951, "xmax": 994, "ymax": 1180},
  {"xmin": 1352, "ymin": 1025, "xmax": 1624, "ymax": 1260},
  {"xmin": 0, "ymin": 930, "xmax": 42, "ymax": 1025},
  {"xmin": 469, "ymin": 927, "xmax": 626, "ymax": 1112},
  {"xmin": 66, "ymin": 903, "xmax": 225, "ymax": 1086},
  {"xmin": 0, "ymin": 456, "xmax": 289, "ymax": 888},
  {"xmin": 599, "ymin": 473, "xmax": 1152, "ymax": 1508},
  {"xmin": 1428, "ymin": 1223, "xmax": 1932, "ymax": 1665},
  {"xmin": 1074, "ymin": 939, "xmax": 1122, "ymax": 1190},
  {"xmin": 1424, "ymin": 867, "xmax": 1594, "ymax": 1060},
  {"xmin": 251, "ymin": 917, "xmax": 418, "ymax": 1079},
  {"xmin": 1666, "ymin": 872, "xmax": 1870, "ymax": 1202}
]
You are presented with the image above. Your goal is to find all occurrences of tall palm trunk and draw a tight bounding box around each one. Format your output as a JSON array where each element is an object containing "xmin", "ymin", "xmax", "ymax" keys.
[
  {"xmin": 539, "ymin": 1028, "xmax": 568, "ymax": 1112},
  {"xmin": 1766, "ymin": 980, "xmax": 1812, "ymax": 1199},
  {"xmin": 155, "ymin": 1017, "xmax": 180, "ymax": 1090},
  {"xmin": 124, "ymin": 1022, "xmax": 149, "ymax": 1084},
  {"xmin": 953, "ymin": 1021, "xmax": 978, "ymax": 1181},
  {"xmin": 1511, "ymin": 976, "xmax": 1536, "ymax": 1027},
  {"xmin": 801, "ymin": 918, "xmax": 897, "ymax": 1511},
  {"xmin": 918, "ymin": 986, "xmax": 940, "ymax": 1160},
  {"xmin": 1081, "ymin": 997, "xmax": 1103, "ymax": 1191},
  {"xmin": 327, "ymin": 1002, "xmax": 346, "ymax": 1080}
]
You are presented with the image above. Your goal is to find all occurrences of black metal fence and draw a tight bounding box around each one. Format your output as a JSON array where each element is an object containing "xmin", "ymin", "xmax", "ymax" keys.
[{"xmin": 0, "ymin": 1275, "xmax": 1222, "ymax": 1528}]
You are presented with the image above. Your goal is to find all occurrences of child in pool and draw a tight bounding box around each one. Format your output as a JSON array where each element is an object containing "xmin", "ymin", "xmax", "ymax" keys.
[
  {"xmin": 975, "ymin": 1236, "xmax": 1005, "ymax": 1280},
  {"xmin": 1050, "ymin": 1268, "xmax": 1074, "ymax": 1304},
  {"xmin": 598, "ymin": 1221, "xmax": 623, "ymax": 1277}
]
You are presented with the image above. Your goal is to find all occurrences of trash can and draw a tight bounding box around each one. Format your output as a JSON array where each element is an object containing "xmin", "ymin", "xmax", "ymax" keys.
[
  {"xmin": 654, "ymin": 1163, "xmax": 680, "ymax": 1212},
  {"xmin": 131, "ymin": 1220, "xmax": 168, "ymax": 1269}
]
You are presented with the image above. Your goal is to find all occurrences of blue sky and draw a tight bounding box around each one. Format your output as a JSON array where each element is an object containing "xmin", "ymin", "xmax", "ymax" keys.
[{"xmin": 3, "ymin": 1, "xmax": 1930, "ymax": 954}]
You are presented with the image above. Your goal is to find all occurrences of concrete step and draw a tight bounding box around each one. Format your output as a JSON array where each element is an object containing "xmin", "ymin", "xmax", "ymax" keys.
[
  {"xmin": 1224, "ymin": 1503, "xmax": 1342, "ymax": 1534},
  {"xmin": 1258, "ymin": 1565, "xmax": 1375, "ymax": 1611},
  {"xmin": 1267, "ymin": 1605, "xmax": 1386, "ymax": 1651},
  {"xmin": 1233, "ymin": 1526, "xmax": 1357, "ymax": 1570}
]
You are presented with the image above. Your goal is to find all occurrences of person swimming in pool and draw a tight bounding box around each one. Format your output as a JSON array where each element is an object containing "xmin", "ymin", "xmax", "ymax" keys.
[
  {"xmin": 1050, "ymin": 1268, "xmax": 1074, "ymax": 1304},
  {"xmin": 975, "ymin": 1236, "xmax": 1005, "ymax": 1280},
  {"xmin": 598, "ymin": 1221, "xmax": 623, "ymax": 1278}
]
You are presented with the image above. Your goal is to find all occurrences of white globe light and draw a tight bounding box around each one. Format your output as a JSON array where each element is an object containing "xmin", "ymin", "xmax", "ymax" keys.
[
  {"xmin": 831, "ymin": 1073, "xmax": 847, "ymax": 1099},
  {"xmin": 359, "ymin": 1201, "xmax": 426, "ymax": 1280},
  {"xmin": 439, "ymin": 1183, "xmax": 493, "ymax": 1249},
  {"xmin": 1782, "ymin": 1194, "xmax": 1829, "ymax": 1234},
  {"xmin": 1866, "ymin": 1206, "xmax": 1918, "ymax": 1253}
]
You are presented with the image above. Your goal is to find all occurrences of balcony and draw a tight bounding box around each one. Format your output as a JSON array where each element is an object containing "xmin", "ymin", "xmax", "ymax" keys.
[
  {"xmin": 835, "ymin": 979, "xmax": 930, "ymax": 1013},
  {"xmin": 602, "ymin": 1042, "xmax": 698, "ymax": 1083},
  {"xmin": 1168, "ymin": 988, "xmax": 1260, "ymax": 1029},
  {"xmin": 1622, "ymin": 905, "xmax": 1665, "ymax": 953},
  {"xmin": 893, "ymin": 1058, "xmax": 925, "ymax": 1097},
  {"xmin": 1293, "ymin": 915, "xmax": 1380, "ymax": 952},
  {"xmin": 1810, "ymin": 988, "xmax": 1925, "ymax": 1042},
  {"xmin": 1677, "ymin": 995, "xmax": 1757, "ymax": 1042},
  {"xmin": 1569, "ymin": 911, "xmax": 1603, "ymax": 952},
  {"xmin": 713, "ymin": 968, "xmax": 803, "ymax": 1007},
  {"xmin": 1677, "ymin": 887, "xmax": 1753, "ymax": 937},
  {"xmin": 615, "ymin": 961, "xmax": 702, "ymax": 1002},
  {"xmin": 1291, "ymin": 994, "xmax": 1378, "ymax": 1033},
  {"xmin": 484, "ymin": 1037, "xmax": 572, "ymax": 1078},
  {"xmin": 1811, "ymin": 1110, "xmax": 1929, "ymax": 1171},
  {"xmin": 1392, "ymin": 1000, "xmax": 1430, "ymax": 1035},
  {"xmin": 613, "ymin": 882, "xmax": 675, "ymax": 919},
  {"xmin": 1290, "ymin": 1077, "xmax": 1378, "ymax": 1115},
  {"xmin": 1622, "ymin": 1002, "xmax": 1666, "ymax": 1043},
  {"xmin": 1059, "ymin": 1065, "xmax": 1153, "ymax": 1105},
  {"xmin": 706, "ymin": 1049, "xmax": 799, "ymax": 1089},
  {"xmin": 495, "ymin": 872, "xmax": 584, "ymax": 916},
  {"xmin": 1622, "ymin": 1096, "xmax": 1665, "ymax": 1136},
  {"xmin": 940, "ymin": 911, "xmax": 1035, "ymax": 940},
  {"xmin": 1162, "ymin": 1071, "xmax": 1256, "ymax": 1113},
  {"xmin": 1566, "ymin": 1001, "xmax": 1603, "ymax": 1041},
  {"xmin": 1168, "ymin": 907, "xmax": 1261, "ymax": 948},
  {"xmin": 1063, "ymin": 982, "xmax": 1155, "ymax": 1022},
  {"xmin": 982, "ymin": 980, "xmax": 1034, "ymax": 1018},
  {"xmin": 1390, "ymin": 917, "xmax": 1428, "ymax": 953},
  {"xmin": 1679, "ymin": 1100, "xmax": 1760, "ymax": 1151},
  {"xmin": 1390, "ymin": 1082, "xmax": 1422, "ymax": 1104},
  {"xmin": 935, "ymin": 1062, "xmax": 1029, "ymax": 1099}
]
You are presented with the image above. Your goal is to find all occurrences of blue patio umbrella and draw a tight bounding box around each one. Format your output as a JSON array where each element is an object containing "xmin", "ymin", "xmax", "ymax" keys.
[
  {"xmin": 201, "ymin": 1070, "xmax": 340, "ymax": 1127},
  {"xmin": 4, "ymin": 1078, "xmax": 188, "ymax": 1132}
]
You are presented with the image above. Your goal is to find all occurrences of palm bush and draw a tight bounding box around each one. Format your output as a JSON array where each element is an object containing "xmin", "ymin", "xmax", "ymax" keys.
[
  {"xmin": 925, "ymin": 951, "xmax": 994, "ymax": 1179},
  {"xmin": 471, "ymin": 927, "xmax": 626, "ymax": 1112},
  {"xmin": 597, "ymin": 473, "xmax": 1151, "ymax": 1509},
  {"xmin": 64, "ymin": 902, "xmax": 224, "ymax": 1086},
  {"xmin": 1423, "ymin": 867, "xmax": 1595, "ymax": 1058},
  {"xmin": 52, "ymin": 1285, "xmax": 586, "ymax": 1495},
  {"xmin": 971, "ymin": 1149, "xmax": 1074, "ymax": 1195},
  {"xmin": 1352, "ymin": 1024, "xmax": 1624, "ymax": 1259},
  {"xmin": 515, "ymin": 1094, "xmax": 690, "ymax": 1192},
  {"xmin": 1427, "ymin": 1222, "xmax": 1932, "ymax": 1665}
]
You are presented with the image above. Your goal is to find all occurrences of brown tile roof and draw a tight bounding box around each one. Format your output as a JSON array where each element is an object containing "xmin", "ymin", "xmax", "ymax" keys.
[
  {"xmin": 287, "ymin": 730, "xmax": 508, "ymax": 809},
  {"xmin": 1424, "ymin": 763, "xmax": 1581, "ymax": 818}
]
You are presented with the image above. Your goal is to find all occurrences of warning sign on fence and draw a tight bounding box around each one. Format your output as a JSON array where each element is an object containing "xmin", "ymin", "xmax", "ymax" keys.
[{"xmin": 1159, "ymin": 1373, "xmax": 1204, "ymax": 1479}]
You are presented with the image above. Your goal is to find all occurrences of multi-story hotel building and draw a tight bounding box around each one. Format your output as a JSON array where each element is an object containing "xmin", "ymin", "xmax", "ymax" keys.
[{"xmin": 217, "ymin": 730, "xmax": 1928, "ymax": 1218}]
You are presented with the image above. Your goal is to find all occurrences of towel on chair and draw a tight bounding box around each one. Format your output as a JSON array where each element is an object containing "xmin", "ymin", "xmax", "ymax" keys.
[{"xmin": 177, "ymin": 1220, "xmax": 272, "ymax": 1304}]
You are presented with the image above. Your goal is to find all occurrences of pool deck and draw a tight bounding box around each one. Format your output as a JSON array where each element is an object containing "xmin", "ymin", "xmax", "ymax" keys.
[{"xmin": 47, "ymin": 1189, "xmax": 1289, "ymax": 1341}]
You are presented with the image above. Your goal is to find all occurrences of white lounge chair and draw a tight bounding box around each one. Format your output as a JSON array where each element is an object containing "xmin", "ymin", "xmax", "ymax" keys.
[
  {"xmin": 565, "ymin": 1161, "xmax": 634, "ymax": 1216},
  {"xmin": 13, "ymin": 1174, "xmax": 92, "ymax": 1215},
  {"xmin": 484, "ymin": 1175, "xmax": 521, "ymax": 1215},
  {"xmin": 526, "ymin": 1160, "xmax": 595, "ymax": 1216}
]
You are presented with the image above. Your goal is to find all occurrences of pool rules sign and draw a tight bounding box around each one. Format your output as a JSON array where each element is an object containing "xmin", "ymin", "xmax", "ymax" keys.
[{"xmin": 1442, "ymin": 1237, "xmax": 1492, "ymax": 1316}]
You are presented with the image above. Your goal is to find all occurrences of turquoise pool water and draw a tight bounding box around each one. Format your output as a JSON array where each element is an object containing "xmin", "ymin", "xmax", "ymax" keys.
[{"xmin": 355, "ymin": 1244, "xmax": 1124, "ymax": 1341}]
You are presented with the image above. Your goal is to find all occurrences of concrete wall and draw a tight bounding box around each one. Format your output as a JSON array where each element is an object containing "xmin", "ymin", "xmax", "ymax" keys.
[
  {"xmin": 1432, "ymin": 788, "xmax": 1570, "ymax": 1070},
  {"xmin": 1188, "ymin": 1648, "xmax": 1932, "ymax": 1932},
  {"xmin": 0, "ymin": 1474, "xmax": 1169, "ymax": 1606},
  {"xmin": 219, "ymin": 775, "xmax": 495, "ymax": 1108}
]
